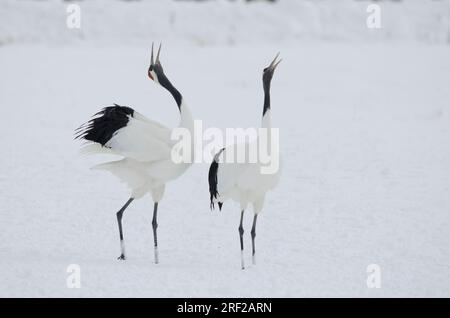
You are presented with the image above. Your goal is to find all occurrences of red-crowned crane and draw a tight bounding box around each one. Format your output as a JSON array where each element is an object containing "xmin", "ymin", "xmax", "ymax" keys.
[
  {"xmin": 75, "ymin": 44, "xmax": 194, "ymax": 263},
  {"xmin": 208, "ymin": 54, "xmax": 282, "ymax": 269}
]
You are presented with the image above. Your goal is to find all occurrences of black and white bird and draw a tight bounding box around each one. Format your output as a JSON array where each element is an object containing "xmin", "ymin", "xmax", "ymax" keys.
[
  {"xmin": 76, "ymin": 44, "xmax": 194, "ymax": 263},
  {"xmin": 208, "ymin": 54, "xmax": 281, "ymax": 269}
]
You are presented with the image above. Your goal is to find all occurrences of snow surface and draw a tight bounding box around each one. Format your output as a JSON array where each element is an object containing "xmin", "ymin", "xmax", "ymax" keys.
[
  {"xmin": 1, "ymin": 0, "xmax": 450, "ymax": 46},
  {"xmin": 1, "ymin": 0, "xmax": 450, "ymax": 297}
]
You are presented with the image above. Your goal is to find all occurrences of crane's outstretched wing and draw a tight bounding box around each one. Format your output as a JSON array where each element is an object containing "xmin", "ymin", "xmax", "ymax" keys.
[{"xmin": 76, "ymin": 104, "xmax": 173, "ymax": 162}]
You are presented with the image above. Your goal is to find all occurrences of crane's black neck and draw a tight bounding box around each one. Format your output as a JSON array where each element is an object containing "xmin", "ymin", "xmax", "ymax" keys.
[
  {"xmin": 158, "ymin": 73, "xmax": 182, "ymax": 110},
  {"xmin": 263, "ymin": 80, "xmax": 271, "ymax": 116}
]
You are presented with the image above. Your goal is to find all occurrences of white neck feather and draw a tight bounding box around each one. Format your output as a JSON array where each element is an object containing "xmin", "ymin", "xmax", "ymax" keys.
[{"xmin": 262, "ymin": 109, "xmax": 272, "ymax": 128}]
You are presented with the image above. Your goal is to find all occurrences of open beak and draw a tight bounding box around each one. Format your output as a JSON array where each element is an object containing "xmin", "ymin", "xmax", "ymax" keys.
[
  {"xmin": 150, "ymin": 42, "xmax": 162, "ymax": 66},
  {"xmin": 148, "ymin": 42, "xmax": 162, "ymax": 80},
  {"xmin": 267, "ymin": 52, "xmax": 282, "ymax": 71}
]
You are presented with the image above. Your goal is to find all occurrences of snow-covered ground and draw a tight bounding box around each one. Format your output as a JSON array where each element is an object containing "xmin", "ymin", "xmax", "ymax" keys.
[
  {"xmin": 1, "ymin": 0, "xmax": 450, "ymax": 46},
  {"xmin": 1, "ymin": 0, "xmax": 450, "ymax": 297}
]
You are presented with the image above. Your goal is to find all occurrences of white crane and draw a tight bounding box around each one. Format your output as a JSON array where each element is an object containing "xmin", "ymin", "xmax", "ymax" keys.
[
  {"xmin": 208, "ymin": 54, "xmax": 281, "ymax": 269},
  {"xmin": 76, "ymin": 44, "xmax": 194, "ymax": 263}
]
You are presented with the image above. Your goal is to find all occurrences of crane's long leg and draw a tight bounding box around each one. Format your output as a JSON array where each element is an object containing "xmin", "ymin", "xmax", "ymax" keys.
[
  {"xmin": 251, "ymin": 214, "xmax": 258, "ymax": 265},
  {"xmin": 239, "ymin": 210, "xmax": 245, "ymax": 270},
  {"xmin": 116, "ymin": 198, "xmax": 134, "ymax": 260},
  {"xmin": 152, "ymin": 202, "xmax": 159, "ymax": 264}
]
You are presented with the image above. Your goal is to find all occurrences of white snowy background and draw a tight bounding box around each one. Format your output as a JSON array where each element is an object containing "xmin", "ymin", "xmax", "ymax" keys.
[{"xmin": 1, "ymin": 0, "xmax": 450, "ymax": 297}]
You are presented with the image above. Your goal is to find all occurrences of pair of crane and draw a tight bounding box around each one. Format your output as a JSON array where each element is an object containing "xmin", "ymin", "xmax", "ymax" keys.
[{"xmin": 75, "ymin": 44, "xmax": 281, "ymax": 269}]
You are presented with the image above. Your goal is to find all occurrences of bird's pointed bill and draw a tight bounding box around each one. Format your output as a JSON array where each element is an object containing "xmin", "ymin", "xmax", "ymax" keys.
[
  {"xmin": 268, "ymin": 52, "xmax": 282, "ymax": 71},
  {"xmin": 156, "ymin": 43, "xmax": 162, "ymax": 64}
]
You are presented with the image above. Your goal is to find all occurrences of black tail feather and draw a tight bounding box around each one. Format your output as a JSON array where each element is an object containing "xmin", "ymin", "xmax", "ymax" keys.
[{"xmin": 208, "ymin": 148, "xmax": 225, "ymax": 210}]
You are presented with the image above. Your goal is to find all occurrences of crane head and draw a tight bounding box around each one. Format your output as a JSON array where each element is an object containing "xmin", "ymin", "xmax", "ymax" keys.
[
  {"xmin": 263, "ymin": 52, "xmax": 282, "ymax": 88},
  {"xmin": 148, "ymin": 42, "xmax": 164, "ymax": 84}
]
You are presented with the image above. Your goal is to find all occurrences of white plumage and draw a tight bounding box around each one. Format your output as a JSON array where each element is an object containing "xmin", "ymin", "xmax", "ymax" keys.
[
  {"xmin": 209, "ymin": 53, "xmax": 282, "ymax": 269},
  {"xmin": 213, "ymin": 120, "xmax": 281, "ymax": 213},
  {"xmin": 82, "ymin": 105, "xmax": 193, "ymax": 200},
  {"xmin": 76, "ymin": 44, "xmax": 194, "ymax": 263}
]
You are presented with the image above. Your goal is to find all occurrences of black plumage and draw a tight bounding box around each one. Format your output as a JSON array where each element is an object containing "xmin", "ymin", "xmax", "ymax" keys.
[
  {"xmin": 208, "ymin": 148, "xmax": 224, "ymax": 211},
  {"xmin": 75, "ymin": 104, "xmax": 134, "ymax": 146}
]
